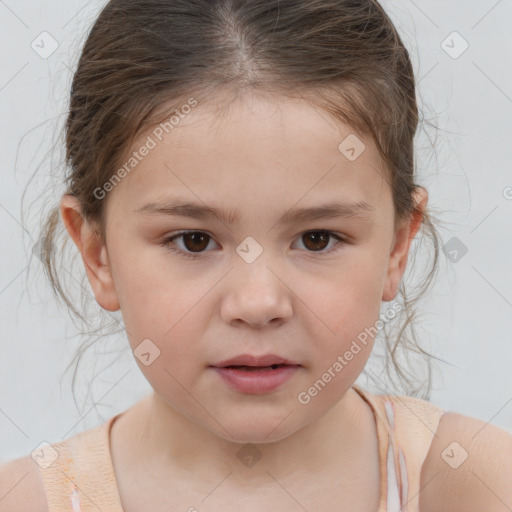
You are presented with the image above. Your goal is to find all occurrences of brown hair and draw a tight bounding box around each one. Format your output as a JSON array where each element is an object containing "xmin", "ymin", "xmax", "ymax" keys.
[{"xmin": 32, "ymin": 0, "xmax": 448, "ymax": 406}]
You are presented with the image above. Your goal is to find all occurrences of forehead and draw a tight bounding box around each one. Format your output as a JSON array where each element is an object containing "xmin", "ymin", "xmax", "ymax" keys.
[{"xmin": 106, "ymin": 92, "xmax": 392, "ymax": 221}]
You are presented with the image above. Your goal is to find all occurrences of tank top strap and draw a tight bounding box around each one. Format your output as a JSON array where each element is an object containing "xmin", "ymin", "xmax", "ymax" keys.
[
  {"xmin": 353, "ymin": 384, "xmax": 446, "ymax": 512},
  {"xmin": 37, "ymin": 413, "xmax": 124, "ymax": 512}
]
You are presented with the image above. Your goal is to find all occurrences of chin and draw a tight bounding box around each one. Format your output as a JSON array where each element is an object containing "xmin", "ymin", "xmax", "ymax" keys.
[{"xmin": 209, "ymin": 416, "xmax": 303, "ymax": 445}]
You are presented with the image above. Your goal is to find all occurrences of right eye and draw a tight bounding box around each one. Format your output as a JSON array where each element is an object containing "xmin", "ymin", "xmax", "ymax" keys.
[{"xmin": 160, "ymin": 231, "xmax": 219, "ymax": 259}]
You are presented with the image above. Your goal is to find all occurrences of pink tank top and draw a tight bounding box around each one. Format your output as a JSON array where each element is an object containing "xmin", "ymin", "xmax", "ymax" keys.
[{"xmin": 37, "ymin": 385, "xmax": 446, "ymax": 511}]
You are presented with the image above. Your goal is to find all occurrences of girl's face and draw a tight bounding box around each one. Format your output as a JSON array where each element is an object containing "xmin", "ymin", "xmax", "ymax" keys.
[{"xmin": 67, "ymin": 91, "xmax": 425, "ymax": 443}]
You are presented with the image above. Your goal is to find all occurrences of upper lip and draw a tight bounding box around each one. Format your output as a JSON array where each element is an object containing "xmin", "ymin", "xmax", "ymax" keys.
[{"xmin": 211, "ymin": 354, "xmax": 300, "ymax": 368}]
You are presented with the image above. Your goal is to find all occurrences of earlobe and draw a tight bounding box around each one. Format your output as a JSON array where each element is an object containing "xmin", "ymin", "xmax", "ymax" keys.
[
  {"xmin": 59, "ymin": 194, "xmax": 120, "ymax": 312},
  {"xmin": 382, "ymin": 186, "xmax": 428, "ymax": 302}
]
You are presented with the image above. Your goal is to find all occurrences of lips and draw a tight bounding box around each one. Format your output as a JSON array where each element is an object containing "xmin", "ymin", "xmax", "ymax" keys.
[
  {"xmin": 211, "ymin": 354, "xmax": 300, "ymax": 369},
  {"xmin": 210, "ymin": 357, "xmax": 301, "ymax": 394}
]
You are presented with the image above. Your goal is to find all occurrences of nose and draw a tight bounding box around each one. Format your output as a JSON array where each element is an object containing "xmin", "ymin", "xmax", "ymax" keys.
[{"xmin": 220, "ymin": 259, "xmax": 293, "ymax": 328}]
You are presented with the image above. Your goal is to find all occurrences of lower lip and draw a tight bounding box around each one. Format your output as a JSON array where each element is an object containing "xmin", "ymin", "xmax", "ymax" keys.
[{"xmin": 211, "ymin": 365, "xmax": 300, "ymax": 394}]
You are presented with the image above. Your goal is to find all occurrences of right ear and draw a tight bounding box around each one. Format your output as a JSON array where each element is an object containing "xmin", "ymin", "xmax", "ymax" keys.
[{"xmin": 59, "ymin": 194, "xmax": 120, "ymax": 312}]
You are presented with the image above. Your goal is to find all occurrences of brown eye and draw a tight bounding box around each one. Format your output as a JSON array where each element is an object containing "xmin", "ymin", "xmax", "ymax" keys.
[
  {"xmin": 302, "ymin": 231, "xmax": 330, "ymax": 251},
  {"xmin": 295, "ymin": 230, "xmax": 346, "ymax": 254},
  {"xmin": 161, "ymin": 231, "xmax": 216, "ymax": 258},
  {"xmin": 161, "ymin": 230, "xmax": 345, "ymax": 259},
  {"xmin": 180, "ymin": 232, "xmax": 210, "ymax": 252}
]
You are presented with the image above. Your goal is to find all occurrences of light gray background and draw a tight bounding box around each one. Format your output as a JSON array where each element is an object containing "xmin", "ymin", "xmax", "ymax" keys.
[{"xmin": 1, "ymin": 0, "xmax": 511, "ymax": 463}]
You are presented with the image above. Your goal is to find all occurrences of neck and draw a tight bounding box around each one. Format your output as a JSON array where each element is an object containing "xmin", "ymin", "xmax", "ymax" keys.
[{"xmin": 126, "ymin": 386, "xmax": 372, "ymax": 488}]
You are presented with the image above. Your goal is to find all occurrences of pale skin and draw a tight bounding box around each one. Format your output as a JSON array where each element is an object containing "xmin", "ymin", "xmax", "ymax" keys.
[
  {"xmin": 1, "ymin": 91, "xmax": 511, "ymax": 511},
  {"xmin": 57, "ymin": 91, "xmax": 427, "ymax": 510}
]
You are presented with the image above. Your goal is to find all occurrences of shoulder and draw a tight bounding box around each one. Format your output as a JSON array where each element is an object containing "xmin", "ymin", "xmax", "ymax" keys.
[
  {"xmin": 0, "ymin": 455, "xmax": 48, "ymax": 511},
  {"xmin": 419, "ymin": 410, "xmax": 512, "ymax": 512}
]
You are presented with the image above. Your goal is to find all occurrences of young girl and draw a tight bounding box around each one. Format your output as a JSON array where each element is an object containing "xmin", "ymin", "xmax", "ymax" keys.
[{"xmin": 1, "ymin": 0, "xmax": 511, "ymax": 511}]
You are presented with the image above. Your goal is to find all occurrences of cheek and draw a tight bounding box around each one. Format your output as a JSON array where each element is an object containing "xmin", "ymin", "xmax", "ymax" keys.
[
  {"xmin": 111, "ymin": 244, "xmax": 193, "ymax": 323},
  {"xmin": 120, "ymin": 283, "xmax": 207, "ymax": 396},
  {"xmin": 121, "ymin": 281, "xmax": 204, "ymax": 349},
  {"xmin": 113, "ymin": 263, "xmax": 215, "ymax": 371},
  {"xmin": 299, "ymin": 256, "xmax": 385, "ymax": 340}
]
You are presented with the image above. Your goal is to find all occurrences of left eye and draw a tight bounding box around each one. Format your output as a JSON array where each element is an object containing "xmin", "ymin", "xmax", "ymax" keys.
[
  {"xmin": 160, "ymin": 230, "xmax": 346, "ymax": 258},
  {"xmin": 294, "ymin": 231, "xmax": 345, "ymax": 253}
]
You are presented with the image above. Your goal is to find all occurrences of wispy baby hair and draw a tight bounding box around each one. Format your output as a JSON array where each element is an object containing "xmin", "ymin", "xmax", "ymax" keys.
[{"xmin": 37, "ymin": 0, "xmax": 445, "ymax": 403}]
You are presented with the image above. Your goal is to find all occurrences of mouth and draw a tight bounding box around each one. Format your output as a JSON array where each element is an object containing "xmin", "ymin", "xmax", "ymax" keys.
[
  {"xmin": 222, "ymin": 364, "xmax": 294, "ymax": 371},
  {"xmin": 209, "ymin": 362, "xmax": 301, "ymax": 394},
  {"xmin": 211, "ymin": 354, "xmax": 301, "ymax": 368}
]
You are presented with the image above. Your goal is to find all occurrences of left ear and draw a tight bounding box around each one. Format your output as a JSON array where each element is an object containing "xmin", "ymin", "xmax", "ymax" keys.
[{"xmin": 382, "ymin": 186, "xmax": 428, "ymax": 302}]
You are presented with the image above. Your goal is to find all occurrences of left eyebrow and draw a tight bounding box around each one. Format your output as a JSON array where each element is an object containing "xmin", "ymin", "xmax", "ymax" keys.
[{"xmin": 134, "ymin": 197, "xmax": 375, "ymax": 225}]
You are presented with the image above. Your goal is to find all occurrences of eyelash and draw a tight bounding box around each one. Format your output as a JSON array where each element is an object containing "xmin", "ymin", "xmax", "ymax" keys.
[{"xmin": 159, "ymin": 230, "xmax": 347, "ymax": 260}]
